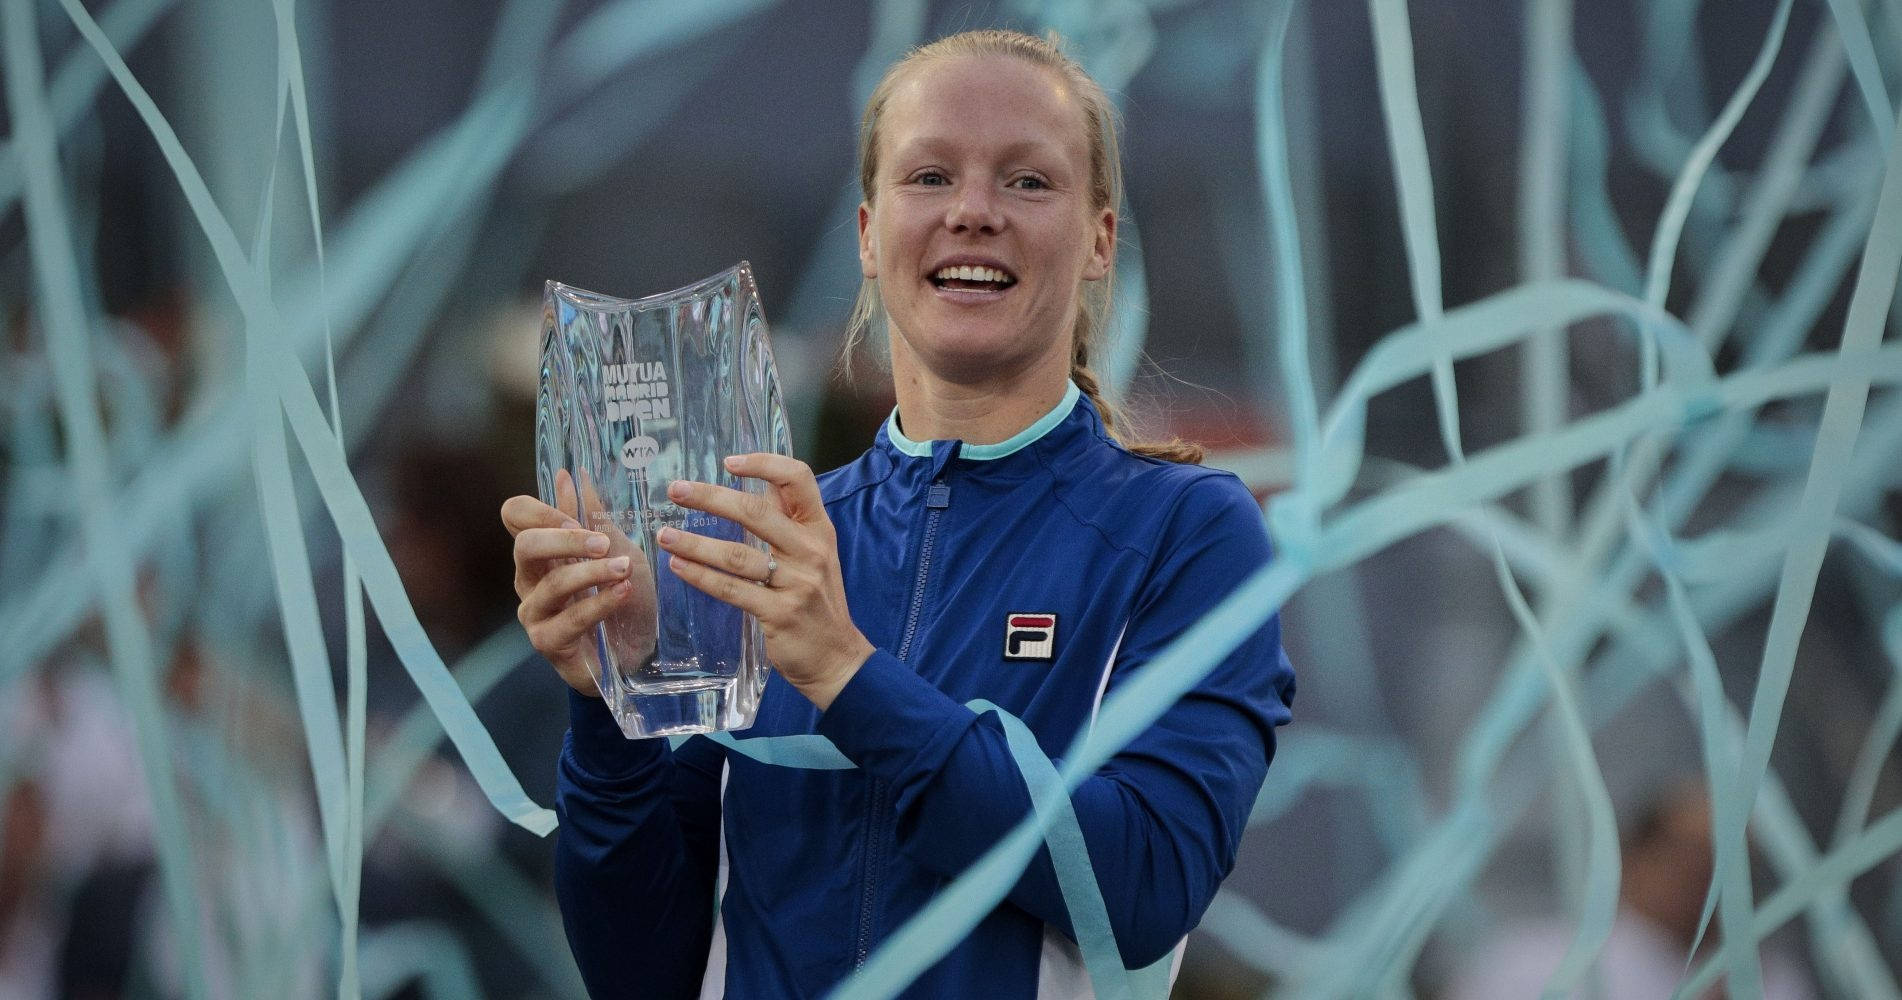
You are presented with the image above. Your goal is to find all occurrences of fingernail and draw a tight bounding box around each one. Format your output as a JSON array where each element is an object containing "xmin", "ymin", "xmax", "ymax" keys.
[
  {"xmin": 667, "ymin": 481, "xmax": 690, "ymax": 500},
  {"xmin": 561, "ymin": 518, "xmax": 581, "ymax": 530},
  {"xmin": 585, "ymin": 534, "xmax": 609, "ymax": 555},
  {"xmin": 723, "ymin": 455, "xmax": 741, "ymax": 470},
  {"xmin": 608, "ymin": 557, "xmax": 629, "ymax": 575},
  {"xmin": 656, "ymin": 527, "xmax": 676, "ymax": 545},
  {"xmin": 613, "ymin": 580, "xmax": 632, "ymax": 596}
]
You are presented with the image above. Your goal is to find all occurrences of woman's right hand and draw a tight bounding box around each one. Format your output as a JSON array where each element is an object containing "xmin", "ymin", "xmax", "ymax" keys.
[{"xmin": 501, "ymin": 469, "xmax": 650, "ymax": 697}]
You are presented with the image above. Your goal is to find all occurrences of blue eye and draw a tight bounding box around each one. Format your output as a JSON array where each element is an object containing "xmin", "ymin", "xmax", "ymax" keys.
[
  {"xmin": 915, "ymin": 171, "xmax": 949, "ymax": 186},
  {"xmin": 1011, "ymin": 176, "xmax": 1047, "ymax": 190}
]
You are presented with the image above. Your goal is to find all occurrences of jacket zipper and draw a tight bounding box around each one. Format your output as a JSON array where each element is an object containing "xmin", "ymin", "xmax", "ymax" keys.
[
  {"xmin": 896, "ymin": 482, "xmax": 950, "ymax": 661},
  {"xmin": 854, "ymin": 478, "xmax": 951, "ymax": 968}
]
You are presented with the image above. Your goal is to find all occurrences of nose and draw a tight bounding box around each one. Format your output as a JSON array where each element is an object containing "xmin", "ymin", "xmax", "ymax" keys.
[{"xmin": 944, "ymin": 183, "xmax": 1003, "ymax": 235}]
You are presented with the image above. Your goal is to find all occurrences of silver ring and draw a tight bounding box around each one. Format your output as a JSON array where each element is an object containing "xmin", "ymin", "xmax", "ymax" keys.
[{"xmin": 760, "ymin": 556, "xmax": 778, "ymax": 588}]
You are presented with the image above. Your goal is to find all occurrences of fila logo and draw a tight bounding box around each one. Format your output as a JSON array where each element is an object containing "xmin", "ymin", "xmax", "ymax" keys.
[{"xmin": 1004, "ymin": 613, "xmax": 1057, "ymax": 661}]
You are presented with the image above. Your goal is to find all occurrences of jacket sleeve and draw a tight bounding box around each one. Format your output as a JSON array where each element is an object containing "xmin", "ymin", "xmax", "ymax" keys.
[
  {"xmin": 554, "ymin": 687, "xmax": 726, "ymax": 999},
  {"xmin": 815, "ymin": 474, "xmax": 1295, "ymax": 969}
]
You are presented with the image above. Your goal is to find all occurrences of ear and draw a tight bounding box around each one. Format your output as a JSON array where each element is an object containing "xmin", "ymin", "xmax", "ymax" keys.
[
  {"xmin": 857, "ymin": 202, "xmax": 878, "ymax": 280},
  {"xmin": 1082, "ymin": 206, "xmax": 1115, "ymax": 281}
]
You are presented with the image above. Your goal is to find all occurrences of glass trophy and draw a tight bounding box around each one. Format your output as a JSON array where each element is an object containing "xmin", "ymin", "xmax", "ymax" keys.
[{"xmin": 537, "ymin": 263, "xmax": 792, "ymax": 738}]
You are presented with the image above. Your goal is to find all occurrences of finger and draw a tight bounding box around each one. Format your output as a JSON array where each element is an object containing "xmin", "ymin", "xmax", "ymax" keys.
[
  {"xmin": 502, "ymin": 494, "xmax": 580, "ymax": 536},
  {"xmin": 556, "ymin": 468, "xmax": 580, "ymax": 524},
  {"xmin": 515, "ymin": 527, "xmax": 612, "ymax": 564},
  {"xmin": 531, "ymin": 577, "xmax": 636, "ymax": 656},
  {"xmin": 566, "ymin": 469, "xmax": 642, "ymax": 552},
  {"xmin": 656, "ymin": 527, "xmax": 771, "ymax": 582},
  {"xmin": 525, "ymin": 556, "xmax": 634, "ymax": 621},
  {"xmin": 575, "ymin": 468, "xmax": 604, "ymax": 518},
  {"xmin": 666, "ymin": 479, "xmax": 801, "ymax": 551},
  {"xmin": 723, "ymin": 453, "xmax": 825, "ymax": 520},
  {"xmin": 571, "ymin": 471, "xmax": 636, "ymax": 550},
  {"xmin": 513, "ymin": 527, "xmax": 610, "ymax": 598},
  {"xmin": 667, "ymin": 553, "xmax": 774, "ymax": 618}
]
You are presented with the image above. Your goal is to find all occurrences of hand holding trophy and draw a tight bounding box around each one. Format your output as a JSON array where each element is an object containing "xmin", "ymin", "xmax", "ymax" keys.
[{"xmin": 522, "ymin": 263, "xmax": 791, "ymax": 737}]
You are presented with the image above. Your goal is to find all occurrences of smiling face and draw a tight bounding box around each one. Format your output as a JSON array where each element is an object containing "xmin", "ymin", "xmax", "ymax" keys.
[{"xmin": 857, "ymin": 54, "xmax": 1115, "ymax": 387}]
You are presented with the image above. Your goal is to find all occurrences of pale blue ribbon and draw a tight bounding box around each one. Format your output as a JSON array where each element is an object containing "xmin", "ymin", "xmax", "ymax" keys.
[
  {"xmin": 690, "ymin": 694, "xmax": 1176, "ymax": 998},
  {"xmin": 15, "ymin": 3, "xmax": 1902, "ymax": 999}
]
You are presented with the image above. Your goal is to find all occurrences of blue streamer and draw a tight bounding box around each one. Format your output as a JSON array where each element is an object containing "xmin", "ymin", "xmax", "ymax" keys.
[
  {"xmin": 0, "ymin": 0, "xmax": 175, "ymax": 213},
  {"xmin": 706, "ymin": 731, "xmax": 857, "ymax": 769},
  {"xmin": 1367, "ymin": 0, "xmax": 1460, "ymax": 462},
  {"xmin": 1681, "ymin": 803, "xmax": 1902, "ymax": 998},
  {"xmin": 1639, "ymin": 0, "xmax": 1793, "ymax": 389},
  {"xmin": 697, "ymin": 694, "xmax": 1177, "ymax": 996},
  {"xmin": 4, "ymin": 1, "xmax": 210, "ymax": 993},
  {"xmin": 53, "ymin": 0, "xmax": 557, "ymax": 836},
  {"xmin": 1824, "ymin": 0, "xmax": 1897, "ymax": 142},
  {"xmin": 14, "ymin": 3, "xmax": 1902, "ymax": 997},
  {"xmin": 1718, "ymin": 94, "xmax": 1902, "ymax": 1000},
  {"xmin": 358, "ymin": 923, "xmax": 484, "ymax": 1000},
  {"xmin": 1623, "ymin": 484, "xmax": 1763, "ymax": 1000},
  {"xmin": 1255, "ymin": 0, "xmax": 1318, "ymax": 478},
  {"xmin": 1489, "ymin": 540, "xmax": 1621, "ymax": 1000},
  {"xmin": 1517, "ymin": 0, "xmax": 1573, "ymax": 535}
]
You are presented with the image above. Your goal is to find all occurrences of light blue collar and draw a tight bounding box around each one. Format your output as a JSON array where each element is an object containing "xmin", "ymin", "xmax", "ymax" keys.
[{"xmin": 885, "ymin": 380, "xmax": 1081, "ymax": 461}]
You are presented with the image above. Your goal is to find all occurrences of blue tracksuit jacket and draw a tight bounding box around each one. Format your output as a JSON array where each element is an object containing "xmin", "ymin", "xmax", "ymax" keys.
[{"xmin": 554, "ymin": 383, "xmax": 1296, "ymax": 998}]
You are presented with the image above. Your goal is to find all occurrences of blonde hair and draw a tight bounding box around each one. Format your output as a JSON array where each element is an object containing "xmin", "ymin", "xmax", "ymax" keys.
[{"xmin": 843, "ymin": 29, "xmax": 1203, "ymax": 464}]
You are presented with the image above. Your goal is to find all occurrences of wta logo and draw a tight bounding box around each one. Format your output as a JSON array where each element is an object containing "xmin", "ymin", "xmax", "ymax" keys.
[
  {"xmin": 1004, "ymin": 613, "xmax": 1057, "ymax": 661},
  {"xmin": 619, "ymin": 435, "xmax": 660, "ymax": 470}
]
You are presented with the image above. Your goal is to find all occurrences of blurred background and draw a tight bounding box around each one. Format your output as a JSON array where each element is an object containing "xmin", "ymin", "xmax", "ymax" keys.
[{"xmin": 2, "ymin": 0, "xmax": 1901, "ymax": 996}]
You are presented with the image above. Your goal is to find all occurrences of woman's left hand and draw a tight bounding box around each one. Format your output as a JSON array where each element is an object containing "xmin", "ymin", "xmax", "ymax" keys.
[{"xmin": 658, "ymin": 453, "xmax": 875, "ymax": 711}]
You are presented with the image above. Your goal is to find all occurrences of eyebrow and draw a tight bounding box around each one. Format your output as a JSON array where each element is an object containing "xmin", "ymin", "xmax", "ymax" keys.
[{"xmin": 889, "ymin": 135, "xmax": 1073, "ymax": 166}]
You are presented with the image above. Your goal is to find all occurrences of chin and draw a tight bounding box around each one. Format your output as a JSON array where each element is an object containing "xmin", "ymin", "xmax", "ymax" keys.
[{"xmin": 905, "ymin": 331, "xmax": 1044, "ymax": 383}]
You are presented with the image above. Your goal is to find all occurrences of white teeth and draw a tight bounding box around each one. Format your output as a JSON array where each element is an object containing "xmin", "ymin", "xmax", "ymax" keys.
[{"xmin": 934, "ymin": 265, "xmax": 1013, "ymax": 284}]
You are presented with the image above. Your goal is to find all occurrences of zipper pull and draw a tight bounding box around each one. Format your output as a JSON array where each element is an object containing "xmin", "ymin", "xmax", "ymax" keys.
[{"xmin": 926, "ymin": 482, "xmax": 951, "ymax": 508}]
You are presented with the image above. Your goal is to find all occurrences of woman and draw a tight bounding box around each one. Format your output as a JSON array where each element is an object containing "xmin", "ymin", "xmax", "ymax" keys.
[{"xmin": 503, "ymin": 29, "xmax": 1294, "ymax": 998}]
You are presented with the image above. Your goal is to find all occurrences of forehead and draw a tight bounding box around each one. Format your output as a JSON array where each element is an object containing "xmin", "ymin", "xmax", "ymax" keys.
[{"xmin": 880, "ymin": 54, "xmax": 1090, "ymax": 168}]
